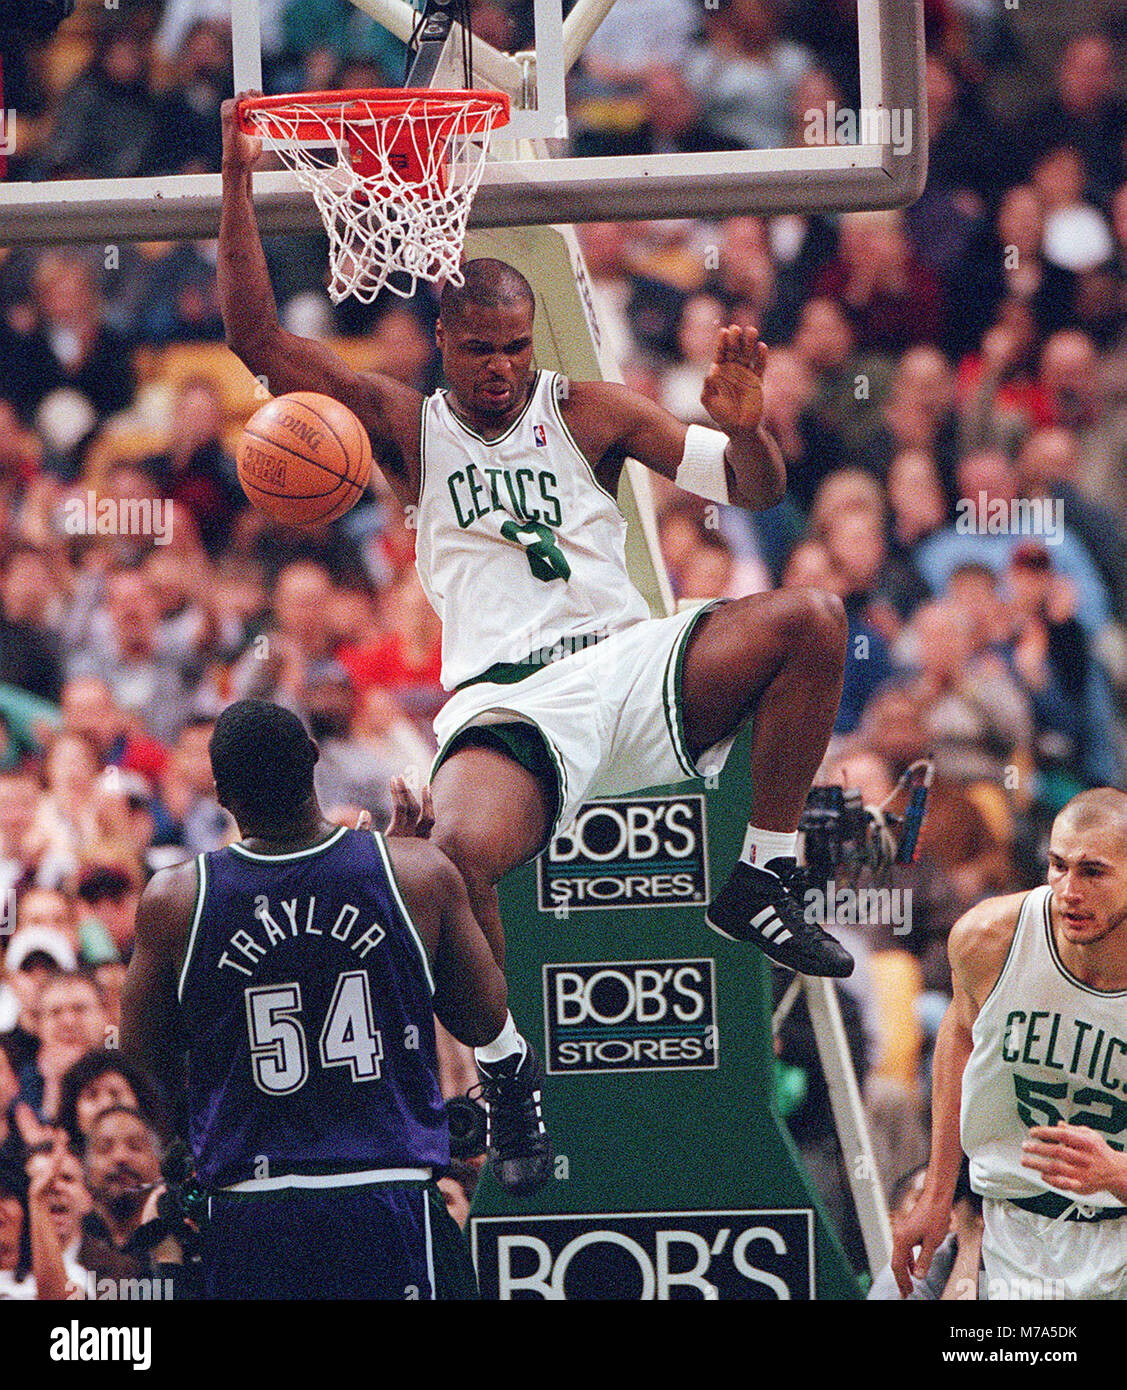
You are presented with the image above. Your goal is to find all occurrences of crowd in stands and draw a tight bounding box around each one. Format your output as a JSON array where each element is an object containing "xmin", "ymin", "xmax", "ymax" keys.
[{"xmin": 0, "ymin": 0, "xmax": 1125, "ymax": 1293}]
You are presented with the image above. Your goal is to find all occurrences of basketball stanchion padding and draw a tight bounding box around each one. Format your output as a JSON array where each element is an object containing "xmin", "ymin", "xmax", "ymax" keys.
[
  {"xmin": 470, "ymin": 722, "xmax": 862, "ymax": 1301},
  {"xmin": 238, "ymin": 89, "xmax": 510, "ymax": 304}
]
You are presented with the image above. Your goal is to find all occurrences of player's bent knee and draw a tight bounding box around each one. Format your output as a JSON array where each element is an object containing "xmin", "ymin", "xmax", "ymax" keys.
[
  {"xmin": 795, "ymin": 588, "xmax": 848, "ymax": 662},
  {"xmin": 433, "ymin": 821, "xmax": 503, "ymax": 892}
]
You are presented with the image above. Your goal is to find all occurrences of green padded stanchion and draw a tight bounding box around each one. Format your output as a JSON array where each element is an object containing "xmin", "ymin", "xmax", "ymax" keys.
[{"xmin": 469, "ymin": 723, "xmax": 862, "ymax": 1300}]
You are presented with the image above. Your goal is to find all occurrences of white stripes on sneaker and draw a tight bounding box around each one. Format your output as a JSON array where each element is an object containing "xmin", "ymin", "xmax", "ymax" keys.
[{"xmin": 750, "ymin": 906, "xmax": 793, "ymax": 946}]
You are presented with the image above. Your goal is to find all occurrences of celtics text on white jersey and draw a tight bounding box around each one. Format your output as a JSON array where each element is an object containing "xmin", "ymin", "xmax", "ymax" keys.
[
  {"xmin": 961, "ymin": 883, "xmax": 1127, "ymax": 1206},
  {"xmin": 413, "ymin": 370, "xmax": 651, "ymax": 691}
]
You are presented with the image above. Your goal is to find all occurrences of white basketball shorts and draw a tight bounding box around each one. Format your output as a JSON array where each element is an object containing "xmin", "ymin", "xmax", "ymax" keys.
[
  {"xmin": 981, "ymin": 1198, "xmax": 1127, "ymax": 1300},
  {"xmin": 431, "ymin": 601, "xmax": 739, "ymax": 843}
]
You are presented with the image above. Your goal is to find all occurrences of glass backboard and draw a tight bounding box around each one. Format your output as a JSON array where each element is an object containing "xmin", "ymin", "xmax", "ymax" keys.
[{"xmin": 0, "ymin": 0, "xmax": 926, "ymax": 245}]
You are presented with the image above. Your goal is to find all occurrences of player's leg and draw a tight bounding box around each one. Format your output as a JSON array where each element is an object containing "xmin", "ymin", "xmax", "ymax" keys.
[
  {"xmin": 429, "ymin": 738, "xmax": 555, "ymax": 1194},
  {"xmin": 679, "ymin": 588, "xmax": 855, "ymax": 977},
  {"xmin": 680, "ymin": 587, "xmax": 847, "ymax": 831},
  {"xmin": 429, "ymin": 739, "xmax": 553, "ymax": 968}
]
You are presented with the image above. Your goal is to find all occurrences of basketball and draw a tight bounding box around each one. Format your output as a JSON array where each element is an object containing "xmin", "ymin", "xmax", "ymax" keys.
[{"xmin": 236, "ymin": 391, "xmax": 373, "ymax": 527}]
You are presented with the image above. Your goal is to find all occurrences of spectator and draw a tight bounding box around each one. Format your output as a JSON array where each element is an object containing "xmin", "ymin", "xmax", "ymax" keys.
[
  {"xmin": 885, "ymin": 447, "xmax": 949, "ymax": 564},
  {"xmin": 1001, "ymin": 541, "xmax": 1122, "ymax": 794},
  {"xmin": 25, "ymin": 733, "xmax": 140, "ymax": 888},
  {"xmin": 16, "ymin": 970, "xmax": 106, "ymax": 1123},
  {"xmin": 351, "ymin": 686, "xmax": 436, "ymax": 788},
  {"xmin": 59, "ymin": 677, "xmax": 169, "ymax": 785},
  {"xmin": 1015, "ymin": 426, "xmax": 1127, "ymax": 622},
  {"xmin": 0, "ymin": 254, "xmax": 135, "ymax": 427},
  {"xmin": 822, "ymin": 506, "xmax": 926, "ymax": 637},
  {"xmin": 159, "ymin": 19, "xmax": 231, "ymax": 174},
  {"xmin": 0, "ymin": 927, "xmax": 76, "ymax": 1075},
  {"xmin": 0, "ymin": 547, "xmax": 64, "ymax": 702},
  {"xmin": 65, "ymin": 570, "xmax": 195, "ymax": 746},
  {"xmin": 56, "ymin": 1051, "xmax": 167, "ymax": 1154},
  {"xmin": 0, "ymin": 770, "xmax": 47, "ymax": 901},
  {"xmin": 661, "ymin": 294, "xmax": 728, "ymax": 424},
  {"xmin": 142, "ymin": 378, "xmax": 247, "ymax": 558},
  {"xmin": 25, "ymin": 1138, "xmax": 93, "ymax": 1292},
  {"xmin": 780, "ymin": 537, "xmax": 890, "ymax": 740},
  {"xmin": 791, "ymin": 296, "xmax": 889, "ymax": 465},
  {"xmin": 134, "ymin": 241, "xmax": 225, "ymax": 345},
  {"xmin": 40, "ymin": 14, "xmax": 167, "ymax": 179},
  {"xmin": 153, "ymin": 717, "xmax": 231, "ymax": 854},
  {"xmin": 0, "ymin": 1159, "xmax": 34, "ymax": 1298},
  {"xmin": 913, "ymin": 448, "xmax": 1114, "ymax": 638},
  {"xmin": 897, "ymin": 599, "xmax": 1035, "ymax": 794},
  {"xmin": 337, "ymin": 570, "xmax": 444, "ymax": 727},
  {"xmin": 683, "ymin": 0, "xmax": 814, "ymax": 151},
  {"xmin": 755, "ymin": 345, "xmax": 841, "ymax": 513},
  {"xmin": 812, "ymin": 212, "xmax": 944, "ymax": 356},
  {"xmin": 1010, "ymin": 32, "xmax": 1127, "ymax": 198},
  {"xmin": 366, "ymin": 306, "xmax": 441, "ymax": 393},
  {"xmin": 859, "ymin": 685, "xmax": 1016, "ymax": 915},
  {"xmin": 230, "ymin": 559, "xmax": 341, "ymax": 708},
  {"xmin": 947, "ymin": 184, "xmax": 1078, "ymax": 362},
  {"xmin": 77, "ymin": 1105, "xmax": 161, "ymax": 1282},
  {"xmin": 858, "ymin": 346, "xmax": 960, "ymax": 499},
  {"xmin": 75, "ymin": 866, "xmax": 142, "ymax": 964},
  {"xmin": 12, "ymin": 885, "xmax": 115, "ymax": 971}
]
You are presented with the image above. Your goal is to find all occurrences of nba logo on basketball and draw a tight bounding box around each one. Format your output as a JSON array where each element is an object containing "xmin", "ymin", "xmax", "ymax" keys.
[{"xmin": 533, "ymin": 424, "xmax": 547, "ymax": 447}]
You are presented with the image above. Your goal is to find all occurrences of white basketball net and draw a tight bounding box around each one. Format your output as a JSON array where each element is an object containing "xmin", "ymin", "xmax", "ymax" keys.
[{"xmin": 246, "ymin": 93, "xmax": 508, "ymax": 305}]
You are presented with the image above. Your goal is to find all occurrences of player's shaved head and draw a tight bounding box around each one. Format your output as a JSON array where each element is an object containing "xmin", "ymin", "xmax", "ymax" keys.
[
  {"xmin": 1054, "ymin": 789, "xmax": 1127, "ymax": 855},
  {"xmin": 439, "ymin": 259, "xmax": 535, "ymax": 323},
  {"xmin": 210, "ymin": 698, "xmax": 319, "ymax": 832}
]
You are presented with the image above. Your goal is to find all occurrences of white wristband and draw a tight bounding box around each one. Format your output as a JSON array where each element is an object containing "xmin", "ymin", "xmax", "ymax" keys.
[{"xmin": 675, "ymin": 425, "xmax": 731, "ymax": 505}]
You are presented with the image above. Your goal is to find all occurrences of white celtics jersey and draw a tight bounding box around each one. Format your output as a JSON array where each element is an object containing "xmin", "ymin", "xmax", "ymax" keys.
[
  {"xmin": 961, "ymin": 884, "xmax": 1127, "ymax": 1206},
  {"xmin": 414, "ymin": 370, "xmax": 651, "ymax": 691}
]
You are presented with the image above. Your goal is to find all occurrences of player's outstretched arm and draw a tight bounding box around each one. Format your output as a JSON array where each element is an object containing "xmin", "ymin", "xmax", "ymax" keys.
[
  {"xmin": 890, "ymin": 897, "xmax": 1017, "ymax": 1297},
  {"xmin": 570, "ymin": 325, "xmax": 784, "ymax": 510},
  {"xmin": 218, "ymin": 96, "xmax": 423, "ymax": 501},
  {"xmin": 120, "ymin": 865, "xmax": 195, "ymax": 1105}
]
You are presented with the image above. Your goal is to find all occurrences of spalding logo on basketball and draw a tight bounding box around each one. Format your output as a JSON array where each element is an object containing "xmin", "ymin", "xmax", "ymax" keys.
[{"xmin": 237, "ymin": 391, "xmax": 373, "ymax": 527}]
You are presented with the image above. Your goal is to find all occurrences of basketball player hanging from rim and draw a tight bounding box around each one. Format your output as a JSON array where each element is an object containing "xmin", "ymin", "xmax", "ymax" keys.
[{"xmin": 218, "ymin": 98, "xmax": 853, "ymax": 1194}]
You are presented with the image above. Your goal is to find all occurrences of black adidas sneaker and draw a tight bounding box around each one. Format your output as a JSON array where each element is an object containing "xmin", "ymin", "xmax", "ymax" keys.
[
  {"xmin": 705, "ymin": 856, "xmax": 854, "ymax": 978},
  {"xmin": 473, "ymin": 1043, "xmax": 552, "ymax": 1196}
]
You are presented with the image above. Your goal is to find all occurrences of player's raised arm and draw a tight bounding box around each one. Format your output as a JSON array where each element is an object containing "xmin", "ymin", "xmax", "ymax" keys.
[
  {"xmin": 218, "ymin": 96, "xmax": 423, "ymax": 500},
  {"xmin": 575, "ymin": 325, "xmax": 785, "ymax": 511}
]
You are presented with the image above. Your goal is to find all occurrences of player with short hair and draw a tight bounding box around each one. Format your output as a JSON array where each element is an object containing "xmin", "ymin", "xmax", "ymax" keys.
[
  {"xmin": 219, "ymin": 99, "xmax": 853, "ymax": 1186},
  {"xmin": 121, "ymin": 698, "xmax": 531, "ymax": 1298},
  {"xmin": 892, "ymin": 788, "xmax": 1127, "ymax": 1300}
]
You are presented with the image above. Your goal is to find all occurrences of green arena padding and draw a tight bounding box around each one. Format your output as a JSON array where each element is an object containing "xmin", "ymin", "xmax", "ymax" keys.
[{"xmin": 469, "ymin": 722, "xmax": 862, "ymax": 1300}]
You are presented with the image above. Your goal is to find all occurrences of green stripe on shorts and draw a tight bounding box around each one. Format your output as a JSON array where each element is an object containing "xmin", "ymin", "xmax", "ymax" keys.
[{"xmin": 662, "ymin": 601, "xmax": 723, "ymax": 777}]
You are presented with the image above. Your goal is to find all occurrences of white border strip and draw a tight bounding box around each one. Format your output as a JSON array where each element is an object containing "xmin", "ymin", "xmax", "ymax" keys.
[
  {"xmin": 176, "ymin": 853, "xmax": 208, "ymax": 1004},
  {"xmin": 228, "ymin": 825, "xmax": 348, "ymax": 861},
  {"xmin": 223, "ymin": 1165, "xmax": 431, "ymax": 1192},
  {"xmin": 373, "ymin": 832, "xmax": 437, "ymax": 995}
]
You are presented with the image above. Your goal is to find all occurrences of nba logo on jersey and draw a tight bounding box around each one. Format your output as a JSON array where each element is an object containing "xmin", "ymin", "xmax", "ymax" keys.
[{"xmin": 533, "ymin": 424, "xmax": 547, "ymax": 447}]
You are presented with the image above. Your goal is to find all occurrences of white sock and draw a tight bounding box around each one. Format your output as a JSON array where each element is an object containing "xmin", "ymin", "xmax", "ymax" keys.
[
  {"xmin": 740, "ymin": 825, "xmax": 797, "ymax": 869},
  {"xmin": 475, "ymin": 1012, "xmax": 527, "ymax": 1065}
]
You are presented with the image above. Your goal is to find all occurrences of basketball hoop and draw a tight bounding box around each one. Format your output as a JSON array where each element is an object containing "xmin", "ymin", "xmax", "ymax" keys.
[{"xmin": 238, "ymin": 89, "xmax": 510, "ymax": 305}]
